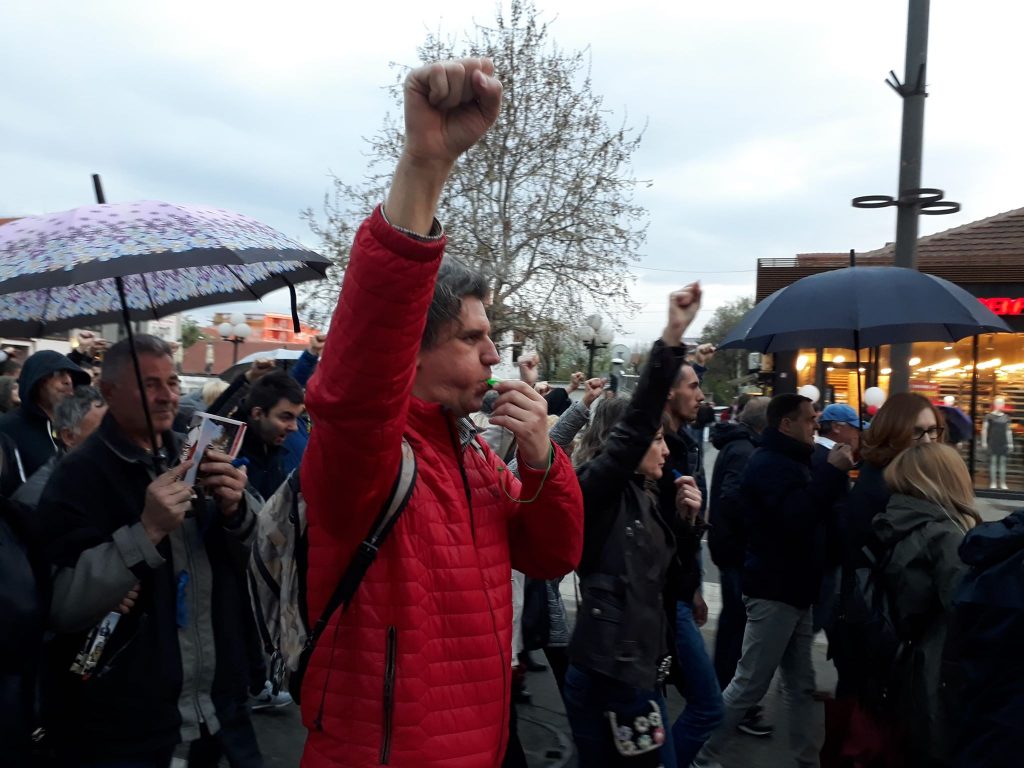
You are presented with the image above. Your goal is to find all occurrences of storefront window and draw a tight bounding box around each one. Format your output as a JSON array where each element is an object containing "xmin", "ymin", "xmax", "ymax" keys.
[{"xmin": 790, "ymin": 333, "xmax": 1024, "ymax": 493}]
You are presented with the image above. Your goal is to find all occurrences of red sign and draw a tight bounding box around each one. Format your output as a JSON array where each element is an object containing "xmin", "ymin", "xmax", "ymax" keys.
[{"xmin": 979, "ymin": 297, "xmax": 1024, "ymax": 316}]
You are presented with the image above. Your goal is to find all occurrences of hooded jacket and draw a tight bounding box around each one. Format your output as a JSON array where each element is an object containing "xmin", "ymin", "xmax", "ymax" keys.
[
  {"xmin": 0, "ymin": 350, "xmax": 88, "ymax": 482},
  {"xmin": 299, "ymin": 208, "xmax": 584, "ymax": 768},
  {"xmin": 740, "ymin": 427, "xmax": 848, "ymax": 609},
  {"xmin": 707, "ymin": 422, "xmax": 760, "ymax": 569},
  {"xmin": 873, "ymin": 494, "xmax": 969, "ymax": 766},
  {"xmin": 948, "ymin": 510, "xmax": 1024, "ymax": 766}
]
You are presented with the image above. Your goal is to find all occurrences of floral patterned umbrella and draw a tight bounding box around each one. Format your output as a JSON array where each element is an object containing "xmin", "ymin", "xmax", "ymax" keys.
[{"xmin": 0, "ymin": 198, "xmax": 330, "ymax": 336}]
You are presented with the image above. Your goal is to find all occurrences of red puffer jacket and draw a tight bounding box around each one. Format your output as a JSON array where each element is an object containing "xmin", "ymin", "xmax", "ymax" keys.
[{"xmin": 300, "ymin": 208, "xmax": 584, "ymax": 767}]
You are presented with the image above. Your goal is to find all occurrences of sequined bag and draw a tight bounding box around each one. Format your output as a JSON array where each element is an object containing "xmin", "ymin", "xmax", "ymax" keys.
[{"xmin": 605, "ymin": 698, "xmax": 667, "ymax": 766}]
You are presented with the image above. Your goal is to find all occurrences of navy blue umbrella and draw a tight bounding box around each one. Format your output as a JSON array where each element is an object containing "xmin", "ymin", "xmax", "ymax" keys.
[{"xmin": 718, "ymin": 266, "xmax": 1010, "ymax": 353}]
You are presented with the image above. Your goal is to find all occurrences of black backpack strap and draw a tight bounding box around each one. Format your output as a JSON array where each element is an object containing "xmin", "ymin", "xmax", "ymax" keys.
[{"xmin": 304, "ymin": 437, "xmax": 417, "ymax": 653}]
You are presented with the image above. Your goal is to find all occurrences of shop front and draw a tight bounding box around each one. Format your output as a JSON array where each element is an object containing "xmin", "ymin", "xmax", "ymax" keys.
[{"xmin": 756, "ymin": 207, "xmax": 1024, "ymax": 494}]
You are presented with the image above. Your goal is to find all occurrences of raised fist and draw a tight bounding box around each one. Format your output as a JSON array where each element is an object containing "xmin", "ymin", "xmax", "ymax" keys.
[
  {"xmin": 401, "ymin": 58, "xmax": 503, "ymax": 168},
  {"xmin": 662, "ymin": 283, "xmax": 702, "ymax": 346},
  {"xmin": 518, "ymin": 352, "xmax": 540, "ymax": 388},
  {"xmin": 245, "ymin": 358, "xmax": 275, "ymax": 383},
  {"xmin": 581, "ymin": 378, "xmax": 605, "ymax": 408},
  {"xmin": 308, "ymin": 333, "xmax": 326, "ymax": 358}
]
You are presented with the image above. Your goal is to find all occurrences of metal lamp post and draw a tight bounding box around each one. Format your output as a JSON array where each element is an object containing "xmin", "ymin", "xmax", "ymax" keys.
[
  {"xmin": 576, "ymin": 315, "xmax": 615, "ymax": 378},
  {"xmin": 218, "ymin": 312, "xmax": 252, "ymax": 364}
]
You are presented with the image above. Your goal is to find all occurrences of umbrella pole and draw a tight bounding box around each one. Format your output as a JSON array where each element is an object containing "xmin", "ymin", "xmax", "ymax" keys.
[
  {"xmin": 94, "ymin": 176, "xmax": 163, "ymax": 473},
  {"xmin": 115, "ymin": 276, "xmax": 164, "ymax": 474}
]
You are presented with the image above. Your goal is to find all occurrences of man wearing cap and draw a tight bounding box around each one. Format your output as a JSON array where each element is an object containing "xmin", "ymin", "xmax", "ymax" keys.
[
  {"xmin": 812, "ymin": 403, "xmax": 862, "ymax": 642},
  {"xmin": 814, "ymin": 402, "xmax": 863, "ymax": 467},
  {"xmin": 0, "ymin": 349, "xmax": 90, "ymax": 486}
]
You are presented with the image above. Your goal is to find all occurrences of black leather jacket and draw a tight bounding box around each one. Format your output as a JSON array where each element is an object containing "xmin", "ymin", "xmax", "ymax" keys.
[{"xmin": 570, "ymin": 340, "xmax": 686, "ymax": 690}]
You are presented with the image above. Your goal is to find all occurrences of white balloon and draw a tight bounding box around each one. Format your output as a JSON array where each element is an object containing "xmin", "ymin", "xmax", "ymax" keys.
[
  {"xmin": 798, "ymin": 384, "xmax": 821, "ymax": 403},
  {"xmin": 864, "ymin": 387, "xmax": 887, "ymax": 408}
]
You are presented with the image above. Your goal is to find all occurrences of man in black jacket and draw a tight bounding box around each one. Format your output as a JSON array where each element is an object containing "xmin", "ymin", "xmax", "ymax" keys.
[
  {"xmin": 39, "ymin": 335, "xmax": 259, "ymax": 767},
  {"xmin": 0, "ymin": 349, "xmax": 89, "ymax": 485},
  {"xmin": 660, "ymin": 362, "xmax": 725, "ymax": 765},
  {"xmin": 695, "ymin": 394, "xmax": 853, "ymax": 768},
  {"xmin": 707, "ymin": 396, "xmax": 770, "ymax": 730}
]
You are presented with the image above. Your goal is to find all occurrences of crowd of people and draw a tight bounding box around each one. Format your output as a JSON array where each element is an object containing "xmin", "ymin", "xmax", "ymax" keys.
[{"xmin": 1, "ymin": 56, "xmax": 1023, "ymax": 768}]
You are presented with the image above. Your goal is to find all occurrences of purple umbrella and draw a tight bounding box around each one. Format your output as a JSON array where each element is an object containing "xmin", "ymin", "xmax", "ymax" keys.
[
  {"xmin": 0, "ymin": 193, "xmax": 329, "ymax": 336},
  {"xmin": 0, "ymin": 175, "xmax": 330, "ymax": 467}
]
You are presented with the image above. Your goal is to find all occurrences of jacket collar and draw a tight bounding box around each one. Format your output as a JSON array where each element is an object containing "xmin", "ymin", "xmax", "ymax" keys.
[
  {"xmin": 761, "ymin": 426, "xmax": 814, "ymax": 462},
  {"xmin": 98, "ymin": 411, "xmax": 181, "ymax": 467},
  {"xmin": 408, "ymin": 396, "xmax": 477, "ymax": 450}
]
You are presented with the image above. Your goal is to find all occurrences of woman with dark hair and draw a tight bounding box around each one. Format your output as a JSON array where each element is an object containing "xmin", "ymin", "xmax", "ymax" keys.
[
  {"xmin": 845, "ymin": 393, "xmax": 946, "ymax": 577},
  {"xmin": 875, "ymin": 443, "xmax": 979, "ymax": 765},
  {"xmin": 563, "ymin": 286, "xmax": 703, "ymax": 766}
]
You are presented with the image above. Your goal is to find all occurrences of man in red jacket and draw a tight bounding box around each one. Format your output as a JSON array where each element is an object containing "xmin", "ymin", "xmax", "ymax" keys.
[{"xmin": 300, "ymin": 57, "xmax": 584, "ymax": 767}]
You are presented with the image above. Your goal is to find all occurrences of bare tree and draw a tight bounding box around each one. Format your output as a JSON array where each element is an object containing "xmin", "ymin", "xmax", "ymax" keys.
[
  {"xmin": 699, "ymin": 295, "xmax": 756, "ymax": 403},
  {"xmin": 302, "ymin": 0, "xmax": 647, "ymax": 340}
]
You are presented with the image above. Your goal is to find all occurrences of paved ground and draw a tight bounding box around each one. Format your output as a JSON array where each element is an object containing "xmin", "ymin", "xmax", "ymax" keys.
[{"xmin": 247, "ymin": 441, "xmax": 1019, "ymax": 767}]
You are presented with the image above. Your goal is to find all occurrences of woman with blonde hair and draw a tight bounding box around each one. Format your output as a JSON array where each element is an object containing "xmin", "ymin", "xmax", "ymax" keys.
[{"xmin": 872, "ymin": 442, "xmax": 979, "ymax": 766}]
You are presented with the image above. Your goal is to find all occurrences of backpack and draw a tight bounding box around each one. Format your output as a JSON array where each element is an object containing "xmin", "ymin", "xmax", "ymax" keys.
[
  {"xmin": 835, "ymin": 540, "xmax": 906, "ymax": 712},
  {"xmin": 247, "ymin": 438, "xmax": 417, "ymax": 703}
]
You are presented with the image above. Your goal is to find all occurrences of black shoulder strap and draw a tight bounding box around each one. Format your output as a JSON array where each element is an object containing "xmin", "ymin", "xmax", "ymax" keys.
[{"xmin": 305, "ymin": 437, "xmax": 417, "ymax": 650}]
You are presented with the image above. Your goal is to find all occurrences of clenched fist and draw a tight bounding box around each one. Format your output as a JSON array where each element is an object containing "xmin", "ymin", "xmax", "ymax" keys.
[
  {"xmin": 581, "ymin": 378, "xmax": 606, "ymax": 409},
  {"xmin": 402, "ymin": 58, "xmax": 503, "ymax": 169},
  {"xmin": 662, "ymin": 283, "xmax": 702, "ymax": 346}
]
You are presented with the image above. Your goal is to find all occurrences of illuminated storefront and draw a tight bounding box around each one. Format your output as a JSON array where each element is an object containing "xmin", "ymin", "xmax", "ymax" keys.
[{"xmin": 757, "ymin": 207, "xmax": 1024, "ymax": 493}]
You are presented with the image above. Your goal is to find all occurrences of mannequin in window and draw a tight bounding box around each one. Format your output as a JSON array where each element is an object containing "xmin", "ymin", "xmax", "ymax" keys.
[{"xmin": 981, "ymin": 397, "xmax": 1013, "ymax": 490}]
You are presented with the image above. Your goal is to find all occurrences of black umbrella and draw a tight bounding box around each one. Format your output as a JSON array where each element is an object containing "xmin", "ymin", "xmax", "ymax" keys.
[
  {"xmin": 718, "ymin": 258, "xmax": 1011, "ymax": 428},
  {"xmin": 718, "ymin": 265, "xmax": 1010, "ymax": 353}
]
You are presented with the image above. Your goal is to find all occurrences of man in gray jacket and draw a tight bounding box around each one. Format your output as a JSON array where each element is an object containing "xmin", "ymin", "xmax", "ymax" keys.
[{"xmin": 39, "ymin": 335, "xmax": 259, "ymax": 767}]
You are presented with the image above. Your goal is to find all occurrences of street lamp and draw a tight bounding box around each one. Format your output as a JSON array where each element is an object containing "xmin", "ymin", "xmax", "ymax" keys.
[
  {"xmin": 218, "ymin": 312, "xmax": 252, "ymax": 364},
  {"xmin": 576, "ymin": 314, "xmax": 615, "ymax": 378}
]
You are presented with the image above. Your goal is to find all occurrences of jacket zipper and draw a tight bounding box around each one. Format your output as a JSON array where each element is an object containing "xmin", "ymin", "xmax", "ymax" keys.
[
  {"xmin": 380, "ymin": 625, "xmax": 398, "ymax": 764},
  {"xmin": 184, "ymin": 527, "xmax": 205, "ymax": 725},
  {"xmin": 446, "ymin": 419, "xmax": 508, "ymax": 763}
]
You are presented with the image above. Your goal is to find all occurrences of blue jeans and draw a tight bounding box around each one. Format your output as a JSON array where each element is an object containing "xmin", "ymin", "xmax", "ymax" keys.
[
  {"xmin": 563, "ymin": 664, "xmax": 676, "ymax": 767},
  {"xmin": 671, "ymin": 602, "xmax": 725, "ymax": 767},
  {"xmin": 713, "ymin": 566, "xmax": 746, "ymax": 691}
]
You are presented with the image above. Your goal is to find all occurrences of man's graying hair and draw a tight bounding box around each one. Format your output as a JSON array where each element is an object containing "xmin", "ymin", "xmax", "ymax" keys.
[
  {"xmin": 54, "ymin": 386, "xmax": 105, "ymax": 437},
  {"xmin": 422, "ymin": 257, "xmax": 490, "ymax": 350},
  {"xmin": 738, "ymin": 396, "xmax": 769, "ymax": 433},
  {"xmin": 102, "ymin": 334, "xmax": 173, "ymax": 382}
]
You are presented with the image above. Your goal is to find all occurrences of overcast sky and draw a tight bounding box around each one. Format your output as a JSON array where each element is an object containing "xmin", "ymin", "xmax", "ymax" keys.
[{"xmin": 3, "ymin": 0, "xmax": 1022, "ymax": 345}]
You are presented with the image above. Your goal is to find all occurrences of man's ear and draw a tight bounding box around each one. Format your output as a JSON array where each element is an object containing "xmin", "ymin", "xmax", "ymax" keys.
[{"xmin": 251, "ymin": 406, "xmax": 265, "ymax": 420}]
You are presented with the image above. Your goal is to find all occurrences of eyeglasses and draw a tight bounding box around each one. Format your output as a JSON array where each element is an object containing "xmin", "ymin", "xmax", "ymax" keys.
[{"xmin": 912, "ymin": 426, "xmax": 944, "ymax": 441}]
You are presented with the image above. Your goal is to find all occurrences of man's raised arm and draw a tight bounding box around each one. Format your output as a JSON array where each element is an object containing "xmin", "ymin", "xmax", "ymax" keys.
[{"xmin": 302, "ymin": 59, "xmax": 503, "ymax": 542}]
